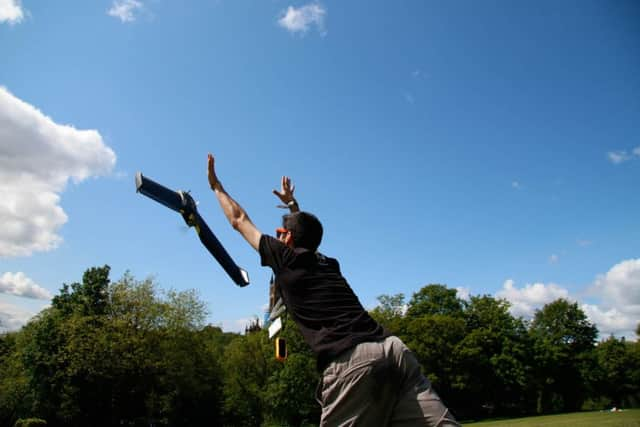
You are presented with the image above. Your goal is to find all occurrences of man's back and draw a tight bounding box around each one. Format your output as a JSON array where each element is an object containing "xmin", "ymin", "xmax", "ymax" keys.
[{"xmin": 259, "ymin": 234, "xmax": 387, "ymax": 368}]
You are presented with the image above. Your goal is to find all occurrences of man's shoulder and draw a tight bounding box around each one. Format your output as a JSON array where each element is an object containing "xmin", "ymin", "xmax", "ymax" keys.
[
  {"xmin": 314, "ymin": 252, "xmax": 342, "ymax": 273},
  {"xmin": 260, "ymin": 234, "xmax": 286, "ymax": 253},
  {"xmin": 260, "ymin": 234, "xmax": 295, "ymax": 270},
  {"xmin": 315, "ymin": 252, "xmax": 333, "ymax": 265}
]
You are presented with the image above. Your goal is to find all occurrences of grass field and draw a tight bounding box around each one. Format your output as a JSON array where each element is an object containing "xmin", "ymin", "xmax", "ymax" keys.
[{"xmin": 464, "ymin": 409, "xmax": 640, "ymax": 427}]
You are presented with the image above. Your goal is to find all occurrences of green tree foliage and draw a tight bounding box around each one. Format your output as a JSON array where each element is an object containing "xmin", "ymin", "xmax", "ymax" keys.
[
  {"xmin": 402, "ymin": 314, "xmax": 466, "ymax": 401},
  {"xmin": 51, "ymin": 266, "xmax": 111, "ymax": 316},
  {"xmin": 407, "ymin": 284, "xmax": 464, "ymax": 318},
  {"xmin": 594, "ymin": 336, "xmax": 640, "ymax": 408},
  {"xmin": 456, "ymin": 296, "xmax": 530, "ymax": 417},
  {"xmin": 529, "ymin": 299, "xmax": 598, "ymax": 413},
  {"xmin": 3, "ymin": 269, "xmax": 640, "ymax": 426},
  {"xmin": 369, "ymin": 293, "xmax": 405, "ymax": 334},
  {"xmin": 222, "ymin": 329, "xmax": 272, "ymax": 426},
  {"xmin": 0, "ymin": 333, "xmax": 31, "ymax": 427},
  {"xmin": 263, "ymin": 318, "xmax": 320, "ymax": 426},
  {"xmin": 2, "ymin": 266, "xmax": 228, "ymax": 427},
  {"xmin": 222, "ymin": 317, "xmax": 320, "ymax": 427},
  {"xmin": 14, "ymin": 418, "xmax": 47, "ymax": 427},
  {"xmin": 401, "ymin": 285, "xmax": 467, "ymax": 416}
]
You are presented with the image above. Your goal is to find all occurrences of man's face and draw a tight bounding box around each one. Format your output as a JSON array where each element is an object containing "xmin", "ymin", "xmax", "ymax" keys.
[{"xmin": 276, "ymin": 227, "xmax": 293, "ymax": 247}]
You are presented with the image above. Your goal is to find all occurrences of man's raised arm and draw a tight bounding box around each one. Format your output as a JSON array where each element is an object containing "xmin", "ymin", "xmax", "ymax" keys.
[{"xmin": 207, "ymin": 153, "xmax": 262, "ymax": 251}]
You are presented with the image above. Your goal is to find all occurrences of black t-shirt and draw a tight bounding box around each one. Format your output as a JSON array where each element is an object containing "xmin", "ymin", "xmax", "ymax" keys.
[{"xmin": 259, "ymin": 235, "xmax": 388, "ymax": 369}]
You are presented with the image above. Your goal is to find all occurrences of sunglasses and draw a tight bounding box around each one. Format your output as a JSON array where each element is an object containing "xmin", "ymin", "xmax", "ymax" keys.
[{"xmin": 276, "ymin": 227, "xmax": 290, "ymax": 238}]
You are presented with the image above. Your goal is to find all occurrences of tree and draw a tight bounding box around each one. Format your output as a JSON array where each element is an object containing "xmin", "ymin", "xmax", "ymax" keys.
[
  {"xmin": 397, "ymin": 285, "xmax": 468, "ymax": 417},
  {"xmin": 15, "ymin": 267, "xmax": 226, "ymax": 426},
  {"xmin": 406, "ymin": 284, "xmax": 464, "ymax": 318},
  {"xmin": 263, "ymin": 318, "xmax": 320, "ymax": 426},
  {"xmin": 0, "ymin": 332, "xmax": 31, "ymax": 427},
  {"xmin": 455, "ymin": 295, "xmax": 530, "ymax": 418},
  {"xmin": 222, "ymin": 316, "xmax": 321, "ymax": 427},
  {"xmin": 595, "ymin": 336, "xmax": 640, "ymax": 409},
  {"xmin": 51, "ymin": 266, "xmax": 111, "ymax": 317},
  {"xmin": 401, "ymin": 314, "xmax": 466, "ymax": 406},
  {"xmin": 529, "ymin": 299, "xmax": 598, "ymax": 413},
  {"xmin": 14, "ymin": 419, "xmax": 47, "ymax": 427},
  {"xmin": 222, "ymin": 330, "xmax": 272, "ymax": 426},
  {"xmin": 370, "ymin": 293, "xmax": 405, "ymax": 334}
]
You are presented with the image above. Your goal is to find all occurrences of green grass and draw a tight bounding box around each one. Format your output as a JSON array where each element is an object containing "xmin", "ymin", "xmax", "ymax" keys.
[{"xmin": 464, "ymin": 410, "xmax": 640, "ymax": 427}]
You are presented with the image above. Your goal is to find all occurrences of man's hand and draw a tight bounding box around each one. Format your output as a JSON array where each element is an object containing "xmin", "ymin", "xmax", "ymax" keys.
[
  {"xmin": 207, "ymin": 153, "xmax": 219, "ymax": 190},
  {"xmin": 273, "ymin": 176, "xmax": 298, "ymax": 211}
]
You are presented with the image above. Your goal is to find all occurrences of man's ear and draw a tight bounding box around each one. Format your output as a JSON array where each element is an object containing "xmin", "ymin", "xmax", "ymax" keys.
[{"xmin": 285, "ymin": 232, "xmax": 294, "ymax": 247}]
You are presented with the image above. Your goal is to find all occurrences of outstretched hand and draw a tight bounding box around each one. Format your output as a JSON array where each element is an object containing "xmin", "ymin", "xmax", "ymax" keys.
[
  {"xmin": 273, "ymin": 176, "xmax": 295, "ymax": 205},
  {"xmin": 207, "ymin": 153, "xmax": 219, "ymax": 189}
]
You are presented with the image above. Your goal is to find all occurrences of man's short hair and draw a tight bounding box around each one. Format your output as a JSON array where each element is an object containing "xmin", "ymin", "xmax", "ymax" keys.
[{"xmin": 282, "ymin": 212, "xmax": 323, "ymax": 252}]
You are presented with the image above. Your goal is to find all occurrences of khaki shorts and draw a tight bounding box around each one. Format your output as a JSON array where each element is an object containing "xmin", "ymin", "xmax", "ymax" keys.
[{"xmin": 316, "ymin": 336, "xmax": 461, "ymax": 427}]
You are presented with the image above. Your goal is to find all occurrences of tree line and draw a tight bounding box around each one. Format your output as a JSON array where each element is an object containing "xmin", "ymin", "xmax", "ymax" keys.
[{"xmin": 0, "ymin": 265, "xmax": 638, "ymax": 426}]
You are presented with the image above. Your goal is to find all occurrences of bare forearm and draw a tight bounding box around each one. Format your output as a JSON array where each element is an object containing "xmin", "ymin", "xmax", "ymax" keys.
[
  {"xmin": 211, "ymin": 181, "xmax": 248, "ymax": 229},
  {"xmin": 210, "ymin": 181, "xmax": 261, "ymax": 250}
]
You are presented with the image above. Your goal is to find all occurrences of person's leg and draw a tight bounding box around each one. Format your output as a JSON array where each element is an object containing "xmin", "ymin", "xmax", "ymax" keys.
[
  {"xmin": 318, "ymin": 340, "xmax": 401, "ymax": 426},
  {"xmin": 386, "ymin": 336, "xmax": 461, "ymax": 427}
]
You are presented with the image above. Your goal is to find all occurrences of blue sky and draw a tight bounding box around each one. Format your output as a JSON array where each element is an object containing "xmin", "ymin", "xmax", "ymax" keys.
[{"xmin": 1, "ymin": 0, "xmax": 638, "ymax": 338}]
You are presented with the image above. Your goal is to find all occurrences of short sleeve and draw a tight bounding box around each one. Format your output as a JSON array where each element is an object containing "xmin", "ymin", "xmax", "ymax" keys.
[{"xmin": 259, "ymin": 235, "xmax": 295, "ymax": 274}]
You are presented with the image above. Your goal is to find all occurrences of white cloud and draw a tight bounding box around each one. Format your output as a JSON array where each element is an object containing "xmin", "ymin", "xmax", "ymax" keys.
[
  {"xmin": 0, "ymin": 0, "xmax": 24, "ymax": 24},
  {"xmin": 549, "ymin": 254, "xmax": 559, "ymax": 264},
  {"xmin": 497, "ymin": 259, "xmax": 640, "ymax": 340},
  {"xmin": 511, "ymin": 181, "xmax": 521, "ymax": 189},
  {"xmin": 0, "ymin": 87, "xmax": 116, "ymax": 257},
  {"xmin": 497, "ymin": 279, "xmax": 570, "ymax": 318},
  {"xmin": 219, "ymin": 317, "xmax": 255, "ymax": 333},
  {"xmin": 411, "ymin": 69, "xmax": 429, "ymax": 80},
  {"xmin": 278, "ymin": 3, "xmax": 326, "ymax": 36},
  {"xmin": 0, "ymin": 299, "xmax": 37, "ymax": 332},
  {"xmin": 0, "ymin": 272, "xmax": 52, "ymax": 300},
  {"xmin": 577, "ymin": 239, "xmax": 592, "ymax": 247},
  {"xmin": 581, "ymin": 304, "xmax": 637, "ymax": 338},
  {"xmin": 108, "ymin": 0, "xmax": 144, "ymax": 23},
  {"xmin": 456, "ymin": 287, "xmax": 470, "ymax": 301},
  {"xmin": 404, "ymin": 92, "xmax": 415, "ymax": 104},
  {"xmin": 607, "ymin": 146, "xmax": 640, "ymax": 164},
  {"xmin": 608, "ymin": 150, "xmax": 632, "ymax": 164},
  {"xmin": 591, "ymin": 258, "xmax": 640, "ymax": 316}
]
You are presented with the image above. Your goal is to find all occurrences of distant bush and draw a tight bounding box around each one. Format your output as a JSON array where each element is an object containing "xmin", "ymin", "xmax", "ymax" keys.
[
  {"xmin": 582, "ymin": 396, "xmax": 612, "ymax": 411},
  {"xmin": 14, "ymin": 418, "xmax": 47, "ymax": 427}
]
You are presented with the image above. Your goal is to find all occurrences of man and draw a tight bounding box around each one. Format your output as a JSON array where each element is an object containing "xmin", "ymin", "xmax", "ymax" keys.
[{"xmin": 207, "ymin": 153, "xmax": 460, "ymax": 426}]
